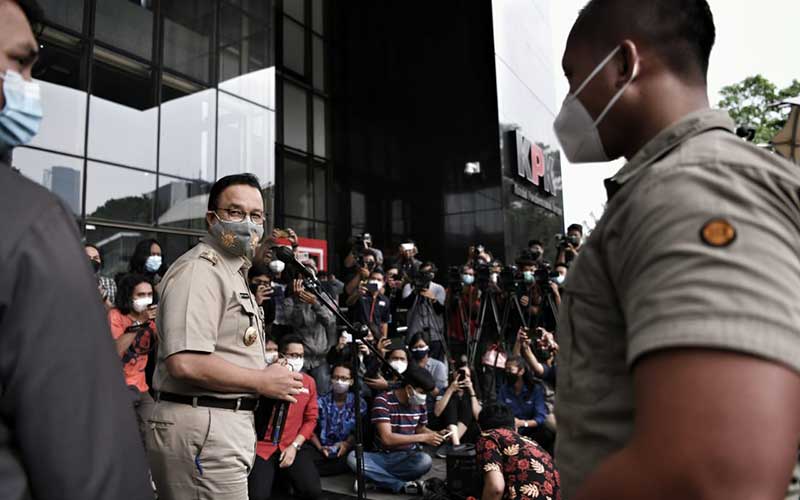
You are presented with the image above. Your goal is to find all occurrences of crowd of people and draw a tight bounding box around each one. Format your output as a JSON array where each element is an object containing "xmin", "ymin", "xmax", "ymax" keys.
[{"xmin": 85, "ymin": 219, "xmax": 581, "ymax": 499}]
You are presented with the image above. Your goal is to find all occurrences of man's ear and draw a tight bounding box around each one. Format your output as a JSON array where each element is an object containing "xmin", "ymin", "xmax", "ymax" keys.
[{"xmin": 617, "ymin": 39, "xmax": 640, "ymax": 87}]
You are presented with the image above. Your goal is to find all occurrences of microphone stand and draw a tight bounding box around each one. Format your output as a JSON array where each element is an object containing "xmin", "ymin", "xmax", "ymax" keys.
[{"xmin": 301, "ymin": 276, "xmax": 400, "ymax": 500}]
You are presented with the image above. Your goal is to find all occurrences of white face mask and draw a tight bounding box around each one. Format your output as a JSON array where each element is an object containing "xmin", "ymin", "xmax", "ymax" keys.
[
  {"xmin": 553, "ymin": 274, "xmax": 566, "ymax": 285},
  {"xmin": 269, "ymin": 260, "xmax": 286, "ymax": 273},
  {"xmin": 408, "ymin": 388, "xmax": 427, "ymax": 407},
  {"xmin": 389, "ymin": 360, "xmax": 408, "ymax": 374},
  {"xmin": 287, "ymin": 357, "xmax": 304, "ymax": 373},
  {"xmin": 553, "ymin": 46, "xmax": 638, "ymax": 163},
  {"xmin": 332, "ymin": 380, "xmax": 351, "ymax": 395},
  {"xmin": 132, "ymin": 296, "xmax": 153, "ymax": 313},
  {"xmin": 265, "ymin": 351, "xmax": 279, "ymax": 365}
]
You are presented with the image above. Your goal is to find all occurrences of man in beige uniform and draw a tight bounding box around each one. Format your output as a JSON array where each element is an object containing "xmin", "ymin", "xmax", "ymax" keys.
[
  {"xmin": 553, "ymin": 1, "xmax": 800, "ymax": 499},
  {"xmin": 147, "ymin": 173, "xmax": 304, "ymax": 500}
]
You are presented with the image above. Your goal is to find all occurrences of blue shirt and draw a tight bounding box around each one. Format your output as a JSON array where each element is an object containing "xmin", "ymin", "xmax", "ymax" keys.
[
  {"xmin": 498, "ymin": 381, "xmax": 547, "ymax": 426},
  {"xmin": 317, "ymin": 391, "xmax": 367, "ymax": 447}
]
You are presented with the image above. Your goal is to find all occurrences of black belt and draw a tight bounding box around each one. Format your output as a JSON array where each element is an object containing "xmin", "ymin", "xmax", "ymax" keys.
[{"xmin": 157, "ymin": 391, "xmax": 259, "ymax": 412}]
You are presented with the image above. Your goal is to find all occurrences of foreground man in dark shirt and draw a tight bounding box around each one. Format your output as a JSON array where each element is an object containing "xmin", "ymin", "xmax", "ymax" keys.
[
  {"xmin": 553, "ymin": 1, "xmax": 800, "ymax": 499},
  {"xmin": 0, "ymin": 1, "xmax": 152, "ymax": 498}
]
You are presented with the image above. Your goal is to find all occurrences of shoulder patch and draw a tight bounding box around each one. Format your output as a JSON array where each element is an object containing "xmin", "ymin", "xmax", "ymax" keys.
[
  {"xmin": 700, "ymin": 218, "xmax": 737, "ymax": 247},
  {"xmin": 199, "ymin": 250, "xmax": 219, "ymax": 265}
]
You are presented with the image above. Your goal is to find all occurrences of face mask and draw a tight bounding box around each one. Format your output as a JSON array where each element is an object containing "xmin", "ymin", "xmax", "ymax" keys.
[
  {"xmin": 490, "ymin": 273, "xmax": 498, "ymax": 284},
  {"xmin": 523, "ymin": 271, "xmax": 535, "ymax": 284},
  {"xmin": 553, "ymin": 46, "xmax": 639, "ymax": 163},
  {"xmin": 269, "ymin": 259, "xmax": 285, "ymax": 273},
  {"xmin": 287, "ymin": 357, "xmax": 304, "ymax": 373},
  {"xmin": 90, "ymin": 259, "xmax": 101, "ymax": 274},
  {"xmin": 145, "ymin": 255, "xmax": 162, "ymax": 273},
  {"xmin": 265, "ymin": 351, "xmax": 279, "ymax": 365},
  {"xmin": 132, "ymin": 296, "xmax": 153, "ymax": 313},
  {"xmin": 462, "ymin": 274, "xmax": 475, "ymax": 285},
  {"xmin": 389, "ymin": 360, "xmax": 408, "ymax": 374},
  {"xmin": 332, "ymin": 380, "xmax": 351, "ymax": 395},
  {"xmin": 0, "ymin": 70, "xmax": 43, "ymax": 152},
  {"xmin": 408, "ymin": 388, "xmax": 427, "ymax": 407},
  {"xmin": 553, "ymin": 275, "xmax": 566, "ymax": 285},
  {"xmin": 208, "ymin": 213, "xmax": 264, "ymax": 260},
  {"xmin": 410, "ymin": 347, "xmax": 429, "ymax": 361}
]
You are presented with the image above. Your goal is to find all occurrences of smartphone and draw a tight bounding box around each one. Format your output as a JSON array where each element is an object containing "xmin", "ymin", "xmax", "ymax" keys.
[
  {"xmin": 342, "ymin": 332, "xmax": 353, "ymax": 343},
  {"xmin": 456, "ymin": 369, "xmax": 466, "ymax": 382},
  {"xmin": 367, "ymin": 282, "xmax": 380, "ymax": 294}
]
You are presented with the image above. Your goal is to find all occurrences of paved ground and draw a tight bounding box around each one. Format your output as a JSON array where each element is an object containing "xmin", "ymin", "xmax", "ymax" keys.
[{"xmin": 269, "ymin": 456, "xmax": 448, "ymax": 500}]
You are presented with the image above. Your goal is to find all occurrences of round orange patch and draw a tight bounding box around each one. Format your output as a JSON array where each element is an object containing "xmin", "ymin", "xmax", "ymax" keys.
[{"xmin": 700, "ymin": 218, "xmax": 736, "ymax": 247}]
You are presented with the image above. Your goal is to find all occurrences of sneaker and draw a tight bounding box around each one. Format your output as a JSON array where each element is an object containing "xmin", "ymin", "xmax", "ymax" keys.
[
  {"xmin": 403, "ymin": 480, "xmax": 426, "ymax": 496},
  {"xmin": 435, "ymin": 443, "xmax": 451, "ymax": 459},
  {"xmin": 353, "ymin": 479, "xmax": 377, "ymax": 493}
]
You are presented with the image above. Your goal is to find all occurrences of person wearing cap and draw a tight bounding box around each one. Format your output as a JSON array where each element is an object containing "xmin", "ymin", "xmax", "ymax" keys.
[{"xmin": 146, "ymin": 173, "xmax": 304, "ymax": 500}]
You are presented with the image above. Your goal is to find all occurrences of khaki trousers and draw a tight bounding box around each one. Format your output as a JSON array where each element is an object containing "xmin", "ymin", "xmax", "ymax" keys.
[{"xmin": 145, "ymin": 400, "xmax": 257, "ymax": 500}]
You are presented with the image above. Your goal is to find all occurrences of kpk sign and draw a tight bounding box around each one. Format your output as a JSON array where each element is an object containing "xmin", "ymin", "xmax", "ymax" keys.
[{"xmin": 510, "ymin": 129, "xmax": 558, "ymax": 196}]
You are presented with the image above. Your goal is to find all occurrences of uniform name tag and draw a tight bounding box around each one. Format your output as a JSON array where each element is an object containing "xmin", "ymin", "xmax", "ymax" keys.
[
  {"xmin": 379, "ymin": 301, "xmax": 386, "ymax": 307},
  {"xmin": 240, "ymin": 293, "xmax": 250, "ymax": 299}
]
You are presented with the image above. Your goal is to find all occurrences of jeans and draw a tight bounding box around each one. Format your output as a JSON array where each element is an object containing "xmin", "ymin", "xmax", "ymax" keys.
[
  {"xmin": 347, "ymin": 449, "xmax": 432, "ymax": 493},
  {"xmin": 308, "ymin": 362, "xmax": 331, "ymax": 395}
]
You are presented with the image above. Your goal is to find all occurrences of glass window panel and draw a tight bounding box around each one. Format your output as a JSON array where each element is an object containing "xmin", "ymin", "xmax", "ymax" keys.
[
  {"xmin": 313, "ymin": 166, "xmax": 325, "ymax": 219},
  {"xmin": 350, "ymin": 191, "xmax": 365, "ymax": 232},
  {"xmin": 312, "ymin": 35, "xmax": 324, "ymax": 90},
  {"xmin": 313, "ymin": 96, "xmax": 326, "ymax": 157},
  {"xmin": 219, "ymin": 67, "xmax": 275, "ymax": 110},
  {"xmin": 86, "ymin": 161, "xmax": 156, "ymax": 224},
  {"xmin": 31, "ymin": 36, "xmax": 86, "ymax": 155},
  {"xmin": 283, "ymin": 157, "xmax": 310, "ymax": 218},
  {"xmin": 160, "ymin": 78, "xmax": 216, "ymax": 181},
  {"xmin": 38, "ymin": 0, "xmax": 84, "ymax": 32},
  {"xmin": 88, "ymin": 54, "xmax": 157, "ymax": 169},
  {"xmin": 11, "ymin": 148, "xmax": 83, "ymax": 215},
  {"xmin": 162, "ymin": 0, "xmax": 214, "ymax": 82},
  {"xmin": 311, "ymin": 0, "xmax": 324, "ymax": 34},
  {"xmin": 85, "ymin": 225, "xmax": 156, "ymax": 278},
  {"xmin": 283, "ymin": 0, "xmax": 304, "ymax": 23},
  {"xmin": 219, "ymin": 3, "xmax": 274, "ymax": 83},
  {"xmin": 282, "ymin": 83, "xmax": 307, "ymax": 151},
  {"xmin": 282, "ymin": 18, "xmax": 305, "ymax": 75},
  {"xmin": 95, "ymin": 0, "xmax": 153, "ymax": 60},
  {"xmin": 156, "ymin": 174, "xmax": 213, "ymax": 230},
  {"xmin": 218, "ymin": 92, "xmax": 275, "ymax": 186}
]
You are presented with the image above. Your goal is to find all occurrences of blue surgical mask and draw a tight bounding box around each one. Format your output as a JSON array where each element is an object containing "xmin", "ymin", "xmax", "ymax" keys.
[
  {"xmin": 208, "ymin": 213, "xmax": 264, "ymax": 260},
  {"xmin": 145, "ymin": 255, "xmax": 162, "ymax": 273},
  {"xmin": 523, "ymin": 271, "xmax": 535, "ymax": 284},
  {"xmin": 552, "ymin": 274, "xmax": 566, "ymax": 285},
  {"xmin": 410, "ymin": 347, "xmax": 429, "ymax": 361},
  {"xmin": 462, "ymin": 274, "xmax": 475, "ymax": 285},
  {"xmin": 0, "ymin": 70, "xmax": 43, "ymax": 152}
]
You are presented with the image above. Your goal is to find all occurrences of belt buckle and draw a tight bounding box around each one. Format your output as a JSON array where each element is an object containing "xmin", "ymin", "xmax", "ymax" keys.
[{"xmin": 235, "ymin": 398, "xmax": 242, "ymax": 412}]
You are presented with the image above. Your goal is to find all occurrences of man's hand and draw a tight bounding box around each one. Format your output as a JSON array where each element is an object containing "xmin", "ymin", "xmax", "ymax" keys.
[
  {"xmin": 459, "ymin": 377, "xmax": 474, "ymax": 393},
  {"xmin": 378, "ymin": 337, "xmax": 391, "ymax": 355},
  {"xmin": 365, "ymin": 375, "xmax": 388, "ymax": 391},
  {"xmin": 419, "ymin": 289, "xmax": 436, "ymax": 301},
  {"xmin": 145, "ymin": 304, "xmax": 158, "ymax": 321},
  {"xmin": 257, "ymin": 364, "xmax": 304, "ymax": 403},
  {"xmin": 320, "ymin": 446, "xmax": 330, "ymax": 458},
  {"xmin": 514, "ymin": 418, "xmax": 527, "ymax": 431},
  {"xmin": 279, "ymin": 445, "xmax": 297, "ymax": 468},
  {"xmin": 286, "ymin": 228, "xmax": 299, "ymax": 247},
  {"xmin": 421, "ymin": 432, "xmax": 444, "ymax": 447},
  {"xmin": 337, "ymin": 440, "xmax": 351, "ymax": 458},
  {"xmin": 520, "ymin": 295, "xmax": 530, "ymax": 307},
  {"xmin": 255, "ymin": 285, "xmax": 273, "ymax": 305},
  {"xmin": 293, "ymin": 279, "xmax": 317, "ymax": 305}
]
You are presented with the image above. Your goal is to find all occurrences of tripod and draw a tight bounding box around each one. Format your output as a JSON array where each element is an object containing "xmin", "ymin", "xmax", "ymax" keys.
[
  {"xmin": 302, "ymin": 276, "xmax": 399, "ymax": 500},
  {"xmin": 466, "ymin": 287, "xmax": 503, "ymax": 368},
  {"xmin": 498, "ymin": 290, "xmax": 528, "ymax": 346}
]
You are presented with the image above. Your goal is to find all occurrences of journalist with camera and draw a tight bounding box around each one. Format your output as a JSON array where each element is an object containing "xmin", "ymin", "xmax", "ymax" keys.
[
  {"xmin": 555, "ymin": 223, "xmax": 583, "ymax": 265},
  {"xmin": 402, "ymin": 262, "xmax": 447, "ymax": 362}
]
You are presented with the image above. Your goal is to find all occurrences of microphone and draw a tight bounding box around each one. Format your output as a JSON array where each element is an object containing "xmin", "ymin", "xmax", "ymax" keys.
[{"xmin": 273, "ymin": 246, "xmax": 317, "ymax": 280}]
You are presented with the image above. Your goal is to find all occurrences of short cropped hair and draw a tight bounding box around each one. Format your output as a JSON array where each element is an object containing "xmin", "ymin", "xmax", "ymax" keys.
[
  {"xmin": 571, "ymin": 0, "xmax": 715, "ymax": 83},
  {"xmin": 401, "ymin": 363, "xmax": 435, "ymax": 393},
  {"xmin": 279, "ymin": 334, "xmax": 305, "ymax": 354},
  {"xmin": 207, "ymin": 174, "xmax": 261, "ymax": 211},
  {"xmin": 567, "ymin": 223, "xmax": 583, "ymax": 235}
]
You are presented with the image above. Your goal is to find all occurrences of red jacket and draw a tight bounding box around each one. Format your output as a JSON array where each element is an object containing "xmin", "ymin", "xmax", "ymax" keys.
[{"xmin": 256, "ymin": 373, "xmax": 318, "ymax": 460}]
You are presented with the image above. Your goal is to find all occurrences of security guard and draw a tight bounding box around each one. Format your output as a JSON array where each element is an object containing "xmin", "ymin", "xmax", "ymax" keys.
[
  {"xmin": 553, "ymin": 1, "xmax": 800, "ymax": 499},
  {"xmin": 147, "ymin": 174, "xmax": 304, "ymax": 500}
]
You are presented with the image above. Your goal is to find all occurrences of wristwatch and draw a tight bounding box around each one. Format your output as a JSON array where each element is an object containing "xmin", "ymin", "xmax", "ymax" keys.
[
  {"xmin": 522, "ymin": 421, "xmax": 528, "ymax": 428},
  {"xmin": 292, "ymin": 442, "xmax": 301, "ymax": 450}
]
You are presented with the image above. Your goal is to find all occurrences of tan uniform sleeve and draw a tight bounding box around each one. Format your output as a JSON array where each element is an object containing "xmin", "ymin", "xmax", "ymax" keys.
[
  {"xmin": 613, "ymin": 165, "xmax": 800, "ymax": 373},
  {"xmin": 158, "ymin": 259, "xmax": 227, "ymax": 357}
]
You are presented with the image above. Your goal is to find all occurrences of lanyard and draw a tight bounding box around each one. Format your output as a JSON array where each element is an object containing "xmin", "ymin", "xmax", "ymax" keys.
[{"xmin": 369, "ymin": 296, "xmax": 378, "ymax": 323}]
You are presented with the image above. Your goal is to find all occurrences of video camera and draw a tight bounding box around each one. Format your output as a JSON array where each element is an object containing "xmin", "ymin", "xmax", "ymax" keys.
[
  {"xmin": 555, "ymin": 233, "xmax": 581, "ymax": 250},
  {"xmin": 411, "ymin": 268, "xmax": 435, "ymax": 291},
  {"xmin": 447, "ymin": 265, "xmax": 463, "ymax": 290},
  {"xmin": 534, "ymin": 262, "xmax": 561, "ymax": 290}
]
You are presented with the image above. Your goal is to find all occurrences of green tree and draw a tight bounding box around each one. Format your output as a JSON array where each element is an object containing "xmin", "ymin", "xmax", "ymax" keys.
[{"xmin": 717, "ymin": 75, "xmax": 800, "ymax": 145}]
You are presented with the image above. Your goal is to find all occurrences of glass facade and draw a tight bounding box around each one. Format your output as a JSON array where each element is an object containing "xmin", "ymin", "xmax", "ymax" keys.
[{"xmin": 13, "ymin": 0, "xmax": 277, "ymax": 272}]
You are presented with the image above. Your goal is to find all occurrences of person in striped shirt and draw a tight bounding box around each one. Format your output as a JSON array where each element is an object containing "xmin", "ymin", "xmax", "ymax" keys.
[{"xmin": 347, "ymin": 364, "xmax": 445, "ymax": 495}]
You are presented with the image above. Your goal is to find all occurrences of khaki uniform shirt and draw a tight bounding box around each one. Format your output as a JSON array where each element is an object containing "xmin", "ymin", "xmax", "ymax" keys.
[
  {"xmin": 555, "ymin": 109, "xmax": 800, "ymax": 498},
  {"xmin": 154, "ymin": 236, "xmax": 265, "ymax": 398}
]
